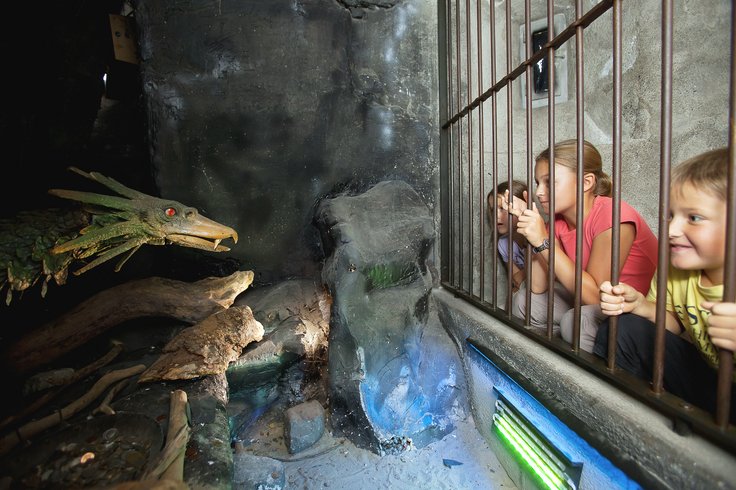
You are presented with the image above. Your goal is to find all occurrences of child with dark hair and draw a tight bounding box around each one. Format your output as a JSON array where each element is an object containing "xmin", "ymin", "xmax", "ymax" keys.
[
  {"xmin": 487, "ymin": 180, "xmax": 528, "ymax": 292},
  {"xmin": 597, "ymin": 147, "xmax": 736, "ymax": 420}
]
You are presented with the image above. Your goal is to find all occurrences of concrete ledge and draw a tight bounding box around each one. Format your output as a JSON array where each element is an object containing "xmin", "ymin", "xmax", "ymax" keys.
[{"xmin": 433, "ymin": 287, "xmax": 736, "ymax": 490}]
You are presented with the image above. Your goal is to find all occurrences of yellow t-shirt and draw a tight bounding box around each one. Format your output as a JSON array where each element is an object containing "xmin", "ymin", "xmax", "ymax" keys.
[{"xmin": 646, "ymin": 266, "xmax": 730, "ymax": 371}]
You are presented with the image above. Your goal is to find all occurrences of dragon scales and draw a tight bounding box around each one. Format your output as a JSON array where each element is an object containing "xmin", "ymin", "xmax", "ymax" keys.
[{"xmin": 0, "ymin": 167, "xmax": 238, "ymax": 305}]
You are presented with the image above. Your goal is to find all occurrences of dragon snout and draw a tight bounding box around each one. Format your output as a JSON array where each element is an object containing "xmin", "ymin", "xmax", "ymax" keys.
[{"xmin": 167, "ymin": 215, "xmax": 239, "ymax": 252}]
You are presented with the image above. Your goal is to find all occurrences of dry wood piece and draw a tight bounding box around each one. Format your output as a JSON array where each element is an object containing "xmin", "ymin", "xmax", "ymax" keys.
[
  {"xmin": 0, "ymin": 341, "xmax": 125, "ymax": 432},
  {"xmin": 92, "ymin": 378, "xmax": 130, "ymax": 416},
  {"xmin": 103, "ymin": 390, "xmax": 191, "ymax": 490},
  {"xmin": 0, "ymin": 364, "xmax": 146, "ymax": 456},
  {"xmin": 138, "ymin": 305, "xmax": 264, "ymax": 383},
  {"xmin": 148, "ymin": 390, "xmax": 190, "ymax": 481},
  {"xmin": 3, "ymin": 270, "xmax": 255, "ymax": 375}
]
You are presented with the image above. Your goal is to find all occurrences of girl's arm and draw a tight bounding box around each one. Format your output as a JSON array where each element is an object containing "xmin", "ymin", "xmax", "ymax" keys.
[
  {"xmin": 585, "ymin": 224, "xmax": 636, "ymax": 302},
  {"xmin": 534, "ymin": 224, "xmax": 635, "ymax": 304},
  {"xmin": 511, "ymin": 263, "xmax": 525, "ymax": 291}
]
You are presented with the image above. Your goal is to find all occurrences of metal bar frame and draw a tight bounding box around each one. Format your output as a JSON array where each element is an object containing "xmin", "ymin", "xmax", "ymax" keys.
[{"xmin": 438, "ymin": 0, "xmax": 736, "ymax": 451}]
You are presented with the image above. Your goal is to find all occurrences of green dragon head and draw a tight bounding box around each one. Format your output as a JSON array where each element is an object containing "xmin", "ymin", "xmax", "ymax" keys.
[{"xmin": 1, "ymin": 167, "xmax": 239, "ymax": 304}]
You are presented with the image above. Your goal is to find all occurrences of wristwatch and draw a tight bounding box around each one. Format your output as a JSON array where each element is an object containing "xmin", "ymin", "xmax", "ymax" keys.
[{"xmin": 532, "ymin": 238, "xmax": 550, "ymax": 254}]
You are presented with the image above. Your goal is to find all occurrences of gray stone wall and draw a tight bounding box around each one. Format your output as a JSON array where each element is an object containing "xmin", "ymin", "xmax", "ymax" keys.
[
  {"xmin": 478, "ymin": 0, "xmax": 730, "ymax": 217},
  {"xmin": 473, "ymin": 0, "xmax": 730, "ymax": 300},
  {"xmin": 135, "ymin": 0, "xmax": 440, "ymax": 282}
]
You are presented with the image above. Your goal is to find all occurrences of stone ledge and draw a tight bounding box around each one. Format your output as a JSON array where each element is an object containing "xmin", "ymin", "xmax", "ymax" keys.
[{"xmin": 433, "ymin": 287, "xmax": 736, "ymax": 490}]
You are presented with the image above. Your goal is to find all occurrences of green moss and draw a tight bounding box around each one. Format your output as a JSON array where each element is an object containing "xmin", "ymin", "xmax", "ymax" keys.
[{"xmin": 364, "ymin": 262, "xmax": 417, "ymax": 290}]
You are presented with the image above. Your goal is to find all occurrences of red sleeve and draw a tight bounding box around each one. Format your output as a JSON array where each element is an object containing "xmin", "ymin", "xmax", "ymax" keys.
[
  {"xmin": 587, "ymin": 198, "xmax": 640, "ymax": 241},
  {"xmin": 618, "ymin": 200, "xmax": 642, "ymax": 232},
  {"xmin": 587, "ymin": 198, "xmax": 613, "ymax": 239}
]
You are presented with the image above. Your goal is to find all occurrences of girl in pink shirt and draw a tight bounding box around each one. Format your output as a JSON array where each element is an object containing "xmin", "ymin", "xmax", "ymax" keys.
[{"xmin": 503, "ymin": 139, "xmax": 658, "ymax": 352}]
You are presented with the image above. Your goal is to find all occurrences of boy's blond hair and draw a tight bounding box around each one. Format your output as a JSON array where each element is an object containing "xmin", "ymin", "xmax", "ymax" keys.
[{"xmin": 671, "ymin": 147, "xmax": 729, "ymax": 200}]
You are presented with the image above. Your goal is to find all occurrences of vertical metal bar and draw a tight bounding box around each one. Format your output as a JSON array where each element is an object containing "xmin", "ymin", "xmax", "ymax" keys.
[
  {"xmin": 490, "ymin": 0, "xmax": 499, "ymax": 309},
  {"xmin": 546, "ymin": 0, "xmax": 556, "ymax": 339},
  {"xmin": 440, "ymin": 0, "xmax": 447, "ymax": 283},
  {"xmin": 505, "ymin": 0, "xmax": 514, "ymax": 316},
  {"xmin": 466, "ymin": 0, "xmax": 474, "ymax": 297},
  {"xmin": 716, "ymin": 0, "xmax": 736, "ymax": 428},
  {"xmin": 572, "ymin": 0, "xmax": 585, "ymax": 353},
  {"xmin": 610, "ymin": 7, "xmax": 623, "ymax": 285},
  {"xmin": 477, "ymin": 0, "xmax": 486, "ymax": 303},
  {"xmin": 652, "ymin": 0, "xmax": 673, "ymax": 395},
  {"xmin": 524, "ymin": 0, "xmax": 533, "ymax": 322},
  {"xmin": 440, "ymin": 0, "xmax": 452, "ymax": 285},
  {"xmin": 446, "ymin": 0, "xmax": 456, "ymax": 285},
  {"xmin": 456, "ymin": 0, "xmax": 463, "ymax": 290},
  {"xmin": 607, "ymin": 0, "xmax": 623, "ymax": 369}
]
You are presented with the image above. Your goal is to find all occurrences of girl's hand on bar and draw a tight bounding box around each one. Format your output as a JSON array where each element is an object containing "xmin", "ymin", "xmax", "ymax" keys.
[
  {"xmin": 515, "ymin": 201, "xmax": 546, "ymax": 249},
  {"xmin": 702, "ymin": 301, "xmax": 736, "ymax": 351},
  {"xmin": 599, "ymin": 281, "xmax": 644, "ymax": 315}
]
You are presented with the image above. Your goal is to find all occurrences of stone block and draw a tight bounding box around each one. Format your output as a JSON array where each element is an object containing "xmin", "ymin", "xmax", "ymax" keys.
[{"xmin": 283, "ymin": 400, "xmax": 325, "ymax": 454}]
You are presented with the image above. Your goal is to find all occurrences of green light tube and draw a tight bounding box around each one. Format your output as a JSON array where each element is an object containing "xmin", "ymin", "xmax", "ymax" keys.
[
  {"xmin": 494, "ymin": 414, "xmax": 561, "ymax": 483},
  {"xmin": 495, "ymin": 416, "xmax": 566, "ymax": 490},
  {"xmin": 496, "ymin": 408, "xmax": 568, "ymax": 482},
  {"xmin": 495, "ymin": 420, "xmax": 560, "ymax": 490},
  {"xmin": 497, "ymin": 402, "xmax": 568, "ymax": 471},
  {"xmin": 495, "ymin": 416, "xmax": 567, "ymax": 490}
]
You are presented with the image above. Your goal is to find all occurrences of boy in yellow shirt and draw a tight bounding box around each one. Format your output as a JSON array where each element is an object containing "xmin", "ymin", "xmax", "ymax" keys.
[{"xmin": 595, "ymin": 147, "xmax": 736, "ymax": 421}]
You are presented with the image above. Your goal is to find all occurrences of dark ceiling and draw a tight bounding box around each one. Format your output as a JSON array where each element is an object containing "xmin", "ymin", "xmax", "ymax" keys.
[{"xmin": 1, "ymin": 1, "xmax": 152, "ymax": 217}]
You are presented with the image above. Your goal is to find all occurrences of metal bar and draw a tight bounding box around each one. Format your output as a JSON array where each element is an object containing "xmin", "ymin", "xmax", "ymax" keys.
[
  {"xmin": 490, "ymin": 0, "xmax": 499, "ymax": 308},
  {"xmin": 652, "ymin": 0, "xmax": 673, "ymax": 395},
  {"xmin": 606, "ymin": 0, "xmax": 622, "ymax": 370},
  {"xmin": 439, "ymin": 0, "xmax": 735, "ymax": 453},
  {"xmin": 505, "ymin": 0, "xmax": 514, "ymax": 316},
  {"xmin": 439, "ymin": 0, "xmax": 452, "ymax": 285},
  {"xmin": 716, "ymin": 0, "xmax": 736, "ymax": 429},
  {"xmin": 443, "ymin": 0, "xmax": 613, "ymax": 129},
  {"xmin": 456, "ymin": 0, "xmax": 463, "ymax": 290},
  {"xmin": 466, "ymin": 0, "xmax": 474, "ymax": 296},
  {"xmin": 546, "ymin": 0, "xmax": 556, "ymax": 339},
  {"xmin": 524, "ymin": 0, "xmax": 533, "ymax": 326},
  {"xmin": 477, "ymin": 0, "xmax": 485, "ymax": 302},
  {"xmin": 447, "ymin": 0, "xmax": 455, "ymax": 285},
  {"xmin": 572, "ymin": 0, "xmax": 585, "ymax": 353}
]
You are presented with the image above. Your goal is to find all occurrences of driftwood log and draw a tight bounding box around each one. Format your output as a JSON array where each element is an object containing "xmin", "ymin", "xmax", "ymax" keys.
[
  {"xmin": 108, "ymin": 390, "xmax": 191, "ymax": 490},
  {"xmin": 0, "ymin": 341, "xmax": 124, "ymax": 432},
  {"xmin": 138, "ymin": 305, "xmax": 264, "ymax": 383},
  {"xmin": 0, "ymin": 364, "xmax": 147, "ymax": 456},
  {"xmin": 2, "ymin": 271, "xmax": 254, "ymax": 375}
]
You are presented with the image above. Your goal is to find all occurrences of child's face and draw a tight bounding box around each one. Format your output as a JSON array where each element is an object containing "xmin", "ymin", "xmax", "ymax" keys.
[
  {"xmin": 534, "ymin": 159, "xmax": 576, "ymax": 215},
  {"xmin": 488, "ymin": 195, "xmax": 521, "ymax": 235},
  {"xmin": 669, "ymin": 182, "xmax": 727, "ymax": 285},
  {"xmin": 496, "ymin": 197, "xmax": 510, "ymax": 234}
]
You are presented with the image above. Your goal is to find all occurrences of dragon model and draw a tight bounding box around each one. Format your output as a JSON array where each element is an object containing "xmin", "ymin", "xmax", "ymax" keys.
[{"xmin": 0, "ymin": 167, "xmax": 239, "ymax": 305}]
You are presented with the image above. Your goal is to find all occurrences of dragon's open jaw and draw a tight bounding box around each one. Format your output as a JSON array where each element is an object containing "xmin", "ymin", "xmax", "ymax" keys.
[
  {"xmin": 166, "ymin": 213, "xmax": 239, "ymax": 251},
  {"xmin": 167, "ymin": 233, "xmax": 238, "ymax": 252}
]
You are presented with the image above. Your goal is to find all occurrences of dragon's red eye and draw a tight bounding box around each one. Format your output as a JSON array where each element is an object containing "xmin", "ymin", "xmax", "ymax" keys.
[{"xmin": 165, "ymin": 207, "xmax": 176, "ymax": 217}]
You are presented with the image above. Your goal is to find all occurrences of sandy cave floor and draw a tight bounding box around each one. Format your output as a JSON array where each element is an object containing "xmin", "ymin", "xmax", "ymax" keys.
[{"xmin": 232, "ymin": 403, "xmax": 517, "ymax": 490}]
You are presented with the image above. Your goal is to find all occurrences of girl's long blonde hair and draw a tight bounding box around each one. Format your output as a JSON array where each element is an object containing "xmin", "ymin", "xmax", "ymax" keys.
[{"xmin": 535, "ymin": 139, "xmax": 612, "ymax": 197}]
